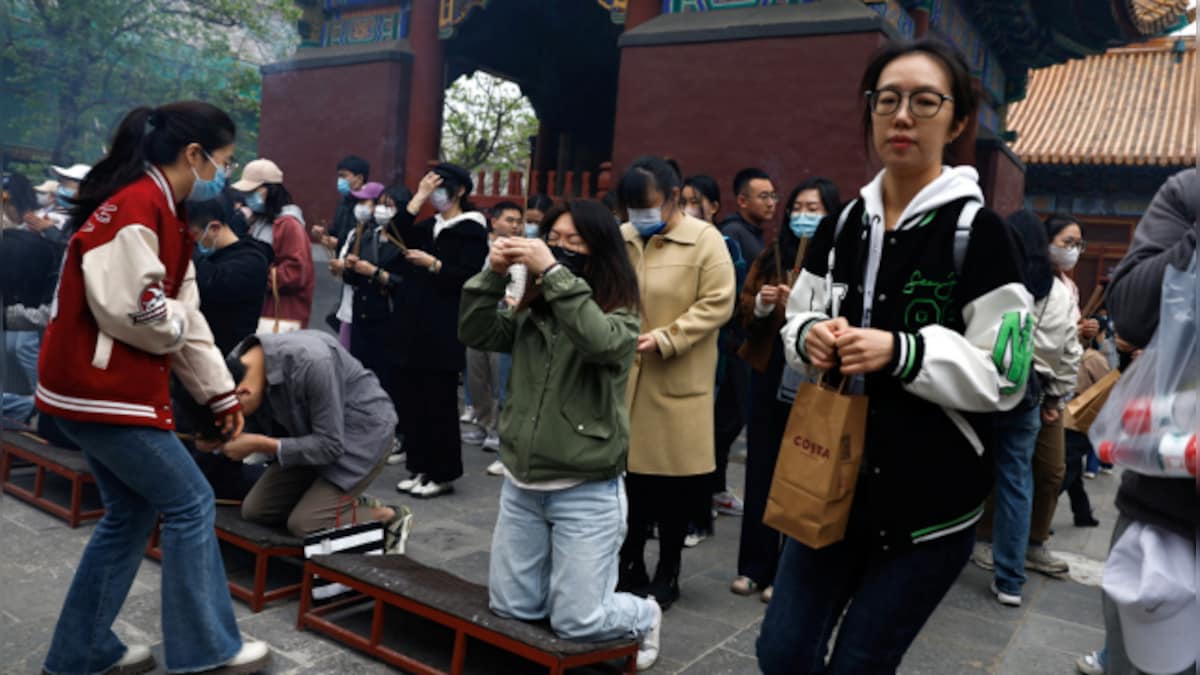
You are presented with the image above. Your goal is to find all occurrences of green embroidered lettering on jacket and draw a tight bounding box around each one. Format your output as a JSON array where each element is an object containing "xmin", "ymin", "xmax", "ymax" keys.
[
  {"xmin": 901, "ymin": 270, "xmax": 957, "ymax": 329},
  {"xmin": 993, "ymin": 311, "xmax": 1034, "ymax": 395}
]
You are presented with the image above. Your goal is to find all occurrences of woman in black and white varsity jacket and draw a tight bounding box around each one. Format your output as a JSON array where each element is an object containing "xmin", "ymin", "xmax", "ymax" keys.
[{"xmin": 757, "ymin": 41, "xmax": 1035, "ymax": 674}]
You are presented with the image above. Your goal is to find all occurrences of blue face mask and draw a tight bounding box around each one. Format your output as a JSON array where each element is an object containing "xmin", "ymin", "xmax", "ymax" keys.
[
  {"xmin": 789, "ymin": 212, "xmax": 823, "ymax": 239},
  {"xmin": 523, "ymin": 222, "xmax": 540, "ymax": 238},
  {"xmin": 628, "ymin": 207, "xmax": 665, "ymax": 238},
  {"xmin": 194, "ymin": 224, "xmax": 218, "ymax": 258},
  {"xmin": 244, "ymin": 191, "xmax": 265, "ymax": 214},
  {"xmin": 55, "ymin": 186, "xmax": 74, "ymax": 209},
  {"xmin": 337, "ymin": 177, "xmax": 351, "ymax": 195},
  {"xmin": 187, "ymin": 153, "xmax": 225, "ymax": 203}
]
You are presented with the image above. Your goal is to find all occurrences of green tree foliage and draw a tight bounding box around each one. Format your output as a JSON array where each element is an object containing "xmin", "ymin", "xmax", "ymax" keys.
[
  {"xmin": 0, "ymin": 0, "xmax": 299, "ymax": 167},
  {"xmin": 440, "ymin": 71, "xmax": 538, "ymax": 174}
]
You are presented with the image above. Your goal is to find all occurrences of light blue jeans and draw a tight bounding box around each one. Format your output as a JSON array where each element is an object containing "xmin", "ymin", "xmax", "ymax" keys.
[
  {"xmin": 990, "ymin": 404, "xmax": 1043, "ymax": 596},
  {"xmin": 2, "ymin": 330, "xmax": 40, "ymax": 422},
  {"xmin": 489, "ymin": 477, "xmax": 655, "ymax": 642},
  {"xmin": 42, "ymin": 419, "xmax": 241, "ymax": 675}
]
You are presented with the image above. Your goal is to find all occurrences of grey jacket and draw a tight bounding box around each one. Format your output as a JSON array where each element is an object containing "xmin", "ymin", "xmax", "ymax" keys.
[
  {"xmin": 234, "ymin": 331, "xmax": 396, "ymax": 491},
  {"xmin": 1105, "ymin": 168, "xmax": 1199, "ymax": 536}
]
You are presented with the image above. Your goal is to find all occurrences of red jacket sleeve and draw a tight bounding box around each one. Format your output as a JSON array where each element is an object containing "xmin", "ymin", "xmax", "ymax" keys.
[{"xmin": 271, "ymin": 215, "xmax": 314, "ymax": 294}]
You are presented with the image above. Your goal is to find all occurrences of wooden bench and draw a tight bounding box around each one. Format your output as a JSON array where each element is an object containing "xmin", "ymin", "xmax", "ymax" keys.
[
  {"xmin": 0, "ymin": 431, "xmax": 103, "ymax": 527},
  {"xmin": 298, "ymin": 554, "xmax": 638, "ymax": 675},
  {"xmin": 147, "ymin": 505, "xmax": 304, "ymax": 612}
]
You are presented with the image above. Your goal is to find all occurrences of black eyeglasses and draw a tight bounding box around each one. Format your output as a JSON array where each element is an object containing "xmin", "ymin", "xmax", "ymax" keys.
[{"xmin": 865, "ymin": 88, "xmax": 954, "ymax": 119}]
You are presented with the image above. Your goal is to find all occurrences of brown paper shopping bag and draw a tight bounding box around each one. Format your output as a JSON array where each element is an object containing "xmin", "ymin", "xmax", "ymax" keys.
[
  {"xmin": 763, "ymin": 375, "xmax": 868, "ymax": 548},
  {"xmin": 1065, "ymin": 368, "xmax": 1120, "ymax": 434}
]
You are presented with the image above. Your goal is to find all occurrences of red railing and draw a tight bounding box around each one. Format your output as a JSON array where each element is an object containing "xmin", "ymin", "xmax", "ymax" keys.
[{"xmin": 427, "ymin": 161, "xmax": 614, "ymax": 211}]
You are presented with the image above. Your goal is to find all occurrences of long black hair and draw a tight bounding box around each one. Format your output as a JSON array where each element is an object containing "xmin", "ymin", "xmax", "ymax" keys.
[
  {"xmin": 858, "ymin": 39, "xmax": 977, "ymax": 159},
  {"xmin": 529, "ymin": 199, "xmax": 640, "ymax": 314},
  {"xmin": 683, "ymin": 174, "xmax": 721, "ymax": 217},
  {"xmin": 2, "ymin": 172, "xmax": 38, "ymax": 218},
  {"xmin": 259, "ymin": 183, "xmax": 293, "ymax": 223},
  {"xmin": 761, "ymin": 177, "xmax": 841, "ymax": 281},
  {"xmin": 69, "ymin": 102, "xmax": 236, "ymax": 233},
  {"xmin": 617, "ymin": 155, "xmax": 682, "ymax": 211},
  {"xmin": 1005, "ymin": 209, "xmax": 1053, "ymax": 301}
]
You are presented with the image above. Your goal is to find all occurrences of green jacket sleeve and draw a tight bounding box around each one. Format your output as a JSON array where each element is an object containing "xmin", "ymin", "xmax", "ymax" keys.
[
  {"xmin": 540, "ymin": 266, "xmax": 639, "ymax": 365},
  {"xmin": 458, "ymin": 269, "xmax": 517, "ymax": 353}
]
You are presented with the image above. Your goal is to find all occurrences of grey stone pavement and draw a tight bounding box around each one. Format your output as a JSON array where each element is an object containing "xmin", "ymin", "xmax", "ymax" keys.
[
  {"xmin": 0, "ymin": 432, "xmax": 1118, "ymax": 675},
  {"xmin": 0, "ymin": 249, "xmax": 1116, "ymax": 673}
]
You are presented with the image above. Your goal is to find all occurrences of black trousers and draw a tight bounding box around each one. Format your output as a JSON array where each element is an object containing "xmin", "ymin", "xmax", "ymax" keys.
[
  {"xmin": 622, "ymin": 473, "xmax": 709, "ymax": 583},
  {"xmin": 739, "ymin": 373, "xmax": 790, "ymax": 586},
  {"xmin": 395, "ymin": 368, "xmax": 462, "ymax": 483},
  {"xmin": 1060, "ymin": 429, "xmax": 1094, "ymax": 520},
  {"xmin": 711, "ymin": 359, "xmax": 750, "ymax": 493}
]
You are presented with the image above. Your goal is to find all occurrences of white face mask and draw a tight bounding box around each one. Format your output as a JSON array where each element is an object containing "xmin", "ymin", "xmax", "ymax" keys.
[
  {"xmin": 430, "ymin": 188, "xmax": 452, "ymax": 213},
  {"xmin": 353, "ymin": 203, "xmax": 373, "ymax": 223},
  {"xmin": 374, "ymin": 205, "xmax": 396, "ymax": 224},
  {"xmin": 36, "ymin": 192, "xmax": 53, "ymax": 208},
  {"xmin": 1048, "ymin": 244, "xmax": 1080, "ymax": 271},
  {"xmin": 683, "ymin": 205, "xmax": 702, "ymax": 219}
]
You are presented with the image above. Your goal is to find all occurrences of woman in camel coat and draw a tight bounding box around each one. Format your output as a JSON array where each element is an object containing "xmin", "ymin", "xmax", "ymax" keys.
[{"xmin": 617, "ymin": 156, "xmax": 735, "ymax": 609}]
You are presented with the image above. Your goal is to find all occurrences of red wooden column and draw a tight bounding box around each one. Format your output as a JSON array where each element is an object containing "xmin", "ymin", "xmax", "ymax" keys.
[
  {"xmin": 403, "ymin": 1, "xmax": 445, "ymax": 186},
  {"xmin": 624, "ymin": 0, "xmax": 661, "ymax": 30}
]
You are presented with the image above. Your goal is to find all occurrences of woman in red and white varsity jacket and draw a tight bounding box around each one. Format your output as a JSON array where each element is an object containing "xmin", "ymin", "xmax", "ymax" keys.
[{"xmin": 37, "ymin": 102, "xmax": 271, "ymax": 675}]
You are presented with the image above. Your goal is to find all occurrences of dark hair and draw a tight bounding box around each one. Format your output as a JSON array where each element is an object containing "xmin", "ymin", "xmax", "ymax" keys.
[
  {"xmin": 433, "ymin": 162, "xmax": 477, "ymax": 213},
  {"xmin": 2, "ymin": 172, "xmax": 38, "ymax": 217},
  {"xmin": 526, "ymin": 193, "xmax": 553, "ymax": 213},
  {"xmin": 529, "ymin": 199, "xmax": 639, "ymax": 313},
  {"xmin": 69, "ymin": 102, "xmax": 236, "ymax": 232},
  {"xmin": 492, "ymin": 200, "xmax": 522, "ymax": 218},
  {"xmin": 222, "ymin": 187, "xmax": 249, "ymax": 237},
  {"xmin": 1044, "ymin": 212, "xmax": 1082, "ymax": 241},
  {"xmin": 763, "ymin": 177, "xmax": 842, "ymax": 280},
  {"xmin": 1005, "ymin": 209, "xmax": 1053, "ymax": 301},
  {"xmin": 259, "ymin": 182, "xmax": 293, "ymax": 223},
  {"xmin": 683, "ymin": 175, "xmax": 721, "ymax": 209},
  {"xmin": 664, "ymin": 157, "xmax": 683, "ymax": 183},
  {"xmin": 382, "ymin": 183, "xmax": 413, "ymax": 209},
  {"xmin": 617, "ymin": 155, "xmax": 682, "ymax": 210},
  {"xmin": 733, "ymin": 168, "xmax": 772, "ymax": 198},
  {"xmin": 186, "ymin": 196, "xmax": 231, "ymax": 230},
  {"xmin": 600, "ymin": 190, "xmax": 621, "ymax": 219},
  {"xmin": 337, "ymin": 155, "xmax": 369, "ymax": 180},
  {"xmin": 858, "ymin": 39, "xmax": 978, "ymax": 156}
]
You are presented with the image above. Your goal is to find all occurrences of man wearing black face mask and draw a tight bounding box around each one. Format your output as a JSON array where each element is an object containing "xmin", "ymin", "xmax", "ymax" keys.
[{"xmin": 186, "ymin": 196, "xmax": 271, "ymax": 354}]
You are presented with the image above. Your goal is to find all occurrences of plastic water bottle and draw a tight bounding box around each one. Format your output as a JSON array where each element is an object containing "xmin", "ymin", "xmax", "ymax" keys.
[
  {"xmin": 1097, "ymin": 432, "xmax": 1196, "ymax": 477},
  {"xmin": 1121, "ymin": 391, "xmax": 1197, "ymax": 435}
]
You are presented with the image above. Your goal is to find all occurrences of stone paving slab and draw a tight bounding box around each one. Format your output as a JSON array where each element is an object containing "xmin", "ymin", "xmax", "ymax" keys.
[{"xmin": 0, "ymin": 430, "xmax": 1121, "ymax": 674}]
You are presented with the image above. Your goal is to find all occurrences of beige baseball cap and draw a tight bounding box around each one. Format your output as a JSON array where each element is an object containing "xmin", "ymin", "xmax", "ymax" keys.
[{"xmin": 231, "ymin": 159, "xmax": 284, "ymax": 192}]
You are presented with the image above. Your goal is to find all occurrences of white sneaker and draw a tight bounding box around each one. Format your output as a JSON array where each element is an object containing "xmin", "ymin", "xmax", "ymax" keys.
[
  {"xmin": 396, "ymin": 473, "xmax": 427, "ymax": 493},
  {"xmin": 108, "ymin": 644, "xmax": 155, "ymax": 674},
  {"xmin": 712, "ymin": 489, "xmax": 744, "ymax": 516},
  {"xmin": 1083, "ymin": 471, "xmax": 1097, "ymax": 479},
  {"xmin": 637, "ymin": 598, "xmax": 662, "ymax": 671},
  {"xmin": 385, "ymin": 451, "xmax": 406, "ymax": 465},
  {"xmin": 486, "ymin": 460, "xmax": 505, "ymax": 476},
  {"xmin": 213, "ymin": 639, "xmax": 271, "ymax": 673},
  {"xmin": 461, "ymin": 426, "xmax": 487, "ymax": 445},
  {"xmin": 683, "ymin": 531, "xmax": 707, "ymax": 548},
  {"xmin": 1025, "ymin": 545, "xmax": 1069, "ymax": 576},
  {"xmin": 989, "ymin": 580, "xmax": 1022, "ymax": 607},
  {"xmin": 971, "ymin": 541, "xmax": 994, "ymax": 571},
  {"xmin": 459, "ymin": 405, "xmax": 476, "ymax": 423},
  {"xmin": 412, "ymin": 481, "xmax": 454, "ymax": 498},
  {"xmin": 482, "ymin": 431, "xmax": 500, "ymax": 452}
]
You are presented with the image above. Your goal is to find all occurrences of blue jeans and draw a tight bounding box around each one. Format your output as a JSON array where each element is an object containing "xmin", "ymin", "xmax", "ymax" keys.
[
  {"xmin": 489, "ymin": 477, "xmax": 655, "ymax": 642},
  {"xmin": 3, "ymin": 330, "xmax": 40, "ymax": 422},
  {"xmin": 989, "ymin": 404, "xmax": 1042, "ymax": 595},
  {"xmin": 43, "ymin": 419, "xmax": 241, "ymax": 675},
  {"xmin": 758, "ymin": 528, "xmax": 974, "ymax": 674}
]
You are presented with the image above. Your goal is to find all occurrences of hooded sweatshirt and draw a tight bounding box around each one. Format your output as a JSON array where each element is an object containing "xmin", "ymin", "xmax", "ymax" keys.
[{"xmin": 780, "ymin": 166, "xmax": 1034, "ymax": 550}]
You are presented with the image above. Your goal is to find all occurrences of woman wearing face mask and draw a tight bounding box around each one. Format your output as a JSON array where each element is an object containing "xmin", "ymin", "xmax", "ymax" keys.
[
  {"xmin": 333, "ymin": 184, "xmax": 413, "ymax": 423},
  {"xmin": 682, "ymin": 175, "xmax": 721, "ymax": 223},
  {"xmin": 730, "ymin": 176, "xmax": 840, "ymax": 603},
  {"xmin": 328, "ymin": 181, "xmax": 384, "ymax": 349},
  {"xmin": 34, "ymin": 103, "xmax": 271, "ymax": 674},
  {"xmin": 765, "ymin": 41, "xmax": 1033, "ymax": 672},
  {"xmin": 387, "ymin": 163, "xmax": 489, "ymax": 499},
  {"xmin": 232, "ymin": 158, "xmax": 315, "ymax": 330},
  {"xmin": 459, "ymin": 199, "xmax": 664, "ymax": 670},
  {"xmin": 1007, "ymin": 213, "xmax": 1086, "ymax": 580},
  {"xmin": 616, "ymin": 155, "xmax": 736, "ymax": 609}
]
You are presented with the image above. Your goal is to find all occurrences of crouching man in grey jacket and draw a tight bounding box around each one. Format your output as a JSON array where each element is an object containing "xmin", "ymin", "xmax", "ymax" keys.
[{"xmin": 200, "ymin": 330, "xmax": 410, "ymax": 550}]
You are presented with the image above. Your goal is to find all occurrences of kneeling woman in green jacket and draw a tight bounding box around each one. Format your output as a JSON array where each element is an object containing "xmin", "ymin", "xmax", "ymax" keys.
[{"xmin": 459, "ymin": 199, "xmax": 663, "ymax": 670}]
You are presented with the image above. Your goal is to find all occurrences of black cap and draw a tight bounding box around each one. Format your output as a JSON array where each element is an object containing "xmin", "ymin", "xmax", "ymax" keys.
[
  {"xmin": 433, "ymin": 162, "xmax": 473, "ymax": 195},
  {"xmin": 337, "ymin": 155, "xmax": 370, "ymax": 179}
]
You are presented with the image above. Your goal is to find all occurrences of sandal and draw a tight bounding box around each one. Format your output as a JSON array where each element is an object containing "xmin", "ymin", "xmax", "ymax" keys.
[{"xmin": 383, "ymin": 504, "xmax": 414, "ymax": 554}]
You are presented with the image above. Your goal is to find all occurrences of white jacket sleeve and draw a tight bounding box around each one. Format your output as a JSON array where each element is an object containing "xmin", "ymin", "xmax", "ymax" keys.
[
  {"xmin": 1032, "ymin": 277, "xmax": 1082, "ymax": 399},
  {"xmin": 170, "ymin": 261, "xmax": 239, "ymax": 414},
  {"xmin": 780, "ymin": 267, "xmax": 831, "ymax": 377},
  {"xmin": 902, "ymin": 282, "xmax": 1035, "ymax": 412},
  {"xmin": 81, "ymin": 225, "xmax": 189, "ymax": 355}
]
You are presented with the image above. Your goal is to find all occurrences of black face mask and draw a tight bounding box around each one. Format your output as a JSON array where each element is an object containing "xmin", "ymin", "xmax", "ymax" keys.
[{"xmin": 549, "ymin": 245, "xmax": 589, "ymax": 277}]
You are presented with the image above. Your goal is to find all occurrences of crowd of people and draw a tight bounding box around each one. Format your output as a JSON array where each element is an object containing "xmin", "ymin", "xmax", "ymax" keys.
[{"xmin": 0, "ymin": 36, "xmax": 1194, "ymax": 675}]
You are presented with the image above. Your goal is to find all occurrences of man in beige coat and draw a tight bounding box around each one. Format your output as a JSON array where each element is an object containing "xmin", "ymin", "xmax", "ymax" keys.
[{"xmin": 616, "ymin": 155, "xmax": 735, "ymax": 609}]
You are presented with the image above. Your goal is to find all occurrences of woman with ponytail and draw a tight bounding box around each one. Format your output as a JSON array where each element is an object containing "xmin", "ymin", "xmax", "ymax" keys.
[{"xmin": 37, "ymin": 102, "xmax": 271, "ymax": 675}]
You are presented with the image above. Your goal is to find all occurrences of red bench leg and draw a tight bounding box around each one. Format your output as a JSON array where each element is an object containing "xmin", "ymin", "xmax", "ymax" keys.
[
  {"xmin": 252, "ymin": 551, "xmax": 268, "ymax": 613},
  {"xmin": 69, "ymin": 476, "xmax": 83, "ymax": 528},
  {"xmin": 297, "ymin": 562, "xmax": 314, "ymax": 629},
  {"xmin": 450, "ymin": 629, "xmax": 467, "ymax": 675}
]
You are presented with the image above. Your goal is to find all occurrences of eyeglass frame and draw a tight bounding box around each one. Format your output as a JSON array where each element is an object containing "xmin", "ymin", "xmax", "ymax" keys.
[{"xmin": 864, "ymin": 88, "xmax": 955, "ymax": 119}]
